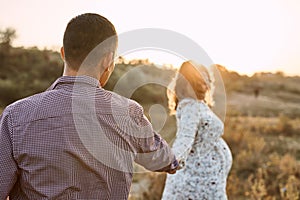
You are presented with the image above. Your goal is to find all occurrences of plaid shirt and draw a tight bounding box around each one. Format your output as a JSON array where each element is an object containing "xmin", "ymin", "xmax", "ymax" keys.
[{"xmin": 0, "ymin": 75, "xmax": 178, "ymax": 200}]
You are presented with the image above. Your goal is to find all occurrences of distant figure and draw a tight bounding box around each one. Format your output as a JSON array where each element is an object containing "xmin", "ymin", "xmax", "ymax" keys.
[
  {"xmin": 254, "ymin": 86, "xmax": 260, "ymax": 98},
  {"xmin": 0, "ymin": 13, "xmax": 178, "ymax": 200},
  {"xmin": 162, "ymin": 61, "xmax": 232, "ymax": 200}
]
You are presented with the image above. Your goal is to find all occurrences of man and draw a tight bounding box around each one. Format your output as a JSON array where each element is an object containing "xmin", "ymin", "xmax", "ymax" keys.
[{"xmin": 0, "ymin": 13, "xmax": 178, "ymax": 200}]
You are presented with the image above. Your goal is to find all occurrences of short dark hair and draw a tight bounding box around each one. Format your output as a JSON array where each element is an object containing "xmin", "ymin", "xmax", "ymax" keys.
[{"xmin": 63, "ymin": 13, "xmax": 117, "ymax": 70}]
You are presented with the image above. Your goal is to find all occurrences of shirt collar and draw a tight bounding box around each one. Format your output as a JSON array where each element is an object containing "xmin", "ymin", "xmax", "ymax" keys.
[{"xmin": 47, "ymin": 75, "xmax": 100, "ymax": 91}]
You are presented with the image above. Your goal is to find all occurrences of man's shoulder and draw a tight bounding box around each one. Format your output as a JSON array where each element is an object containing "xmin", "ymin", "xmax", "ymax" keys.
[
  {"xmin": 107, "ymin": 90, "xmax": 141, "ymax": 107},
  {"xmin": 4, "ymin": 90, "xmax": 53, "ymax": 124},
  {"xmin": 8, "ymin": 90, "xmax": 49, "ymax": 110},
  {"xmin": 103, "ymin": 90, "xmax": 143, "ymax": 115}
]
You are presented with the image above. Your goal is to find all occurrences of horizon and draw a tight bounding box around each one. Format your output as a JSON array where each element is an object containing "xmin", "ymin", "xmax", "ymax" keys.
[{"xmin": 9, "ymin": 45, "xmax": 298, "ymax": 77}]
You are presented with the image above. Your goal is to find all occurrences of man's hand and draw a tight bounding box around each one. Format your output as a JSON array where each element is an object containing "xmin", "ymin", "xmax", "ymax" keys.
[
  {"xmin": 168, "ymin": 167, "xmax": 178, "ymax": 174},
  {"xmin": 167, "ymin": 159, "xmax": 181, "ymax": 174}
]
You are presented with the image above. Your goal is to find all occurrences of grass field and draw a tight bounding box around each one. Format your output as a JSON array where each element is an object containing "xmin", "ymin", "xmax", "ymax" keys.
[{"xmin": 129, "ymin": 85, "xmax": 300, "ymax": 199}]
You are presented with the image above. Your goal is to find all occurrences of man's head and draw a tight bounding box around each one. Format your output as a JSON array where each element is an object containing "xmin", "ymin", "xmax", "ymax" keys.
[{"xmin": 62, "ymin": 13, "xmax": 117, "ymax": 85}]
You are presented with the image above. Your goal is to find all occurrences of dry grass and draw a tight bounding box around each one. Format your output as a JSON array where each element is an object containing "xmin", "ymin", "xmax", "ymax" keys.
[
  {"xmin": 223, "ymin": 116, "xmax": 300, "ymax": 199},
  {"xmin": 129, "ymin": 116, "xmax": 300, "ymax": 200}
]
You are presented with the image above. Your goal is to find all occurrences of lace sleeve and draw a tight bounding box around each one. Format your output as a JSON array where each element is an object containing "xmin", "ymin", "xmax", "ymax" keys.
[{"xmin": 171, "ymin": 99, "xmax": 200, "ymax": 165}]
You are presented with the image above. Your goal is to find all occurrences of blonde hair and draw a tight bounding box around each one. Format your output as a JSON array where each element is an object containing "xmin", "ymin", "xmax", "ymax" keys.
[{"xmin": 167, "ymin": 61, "xmax": 214, "ymax": 114}]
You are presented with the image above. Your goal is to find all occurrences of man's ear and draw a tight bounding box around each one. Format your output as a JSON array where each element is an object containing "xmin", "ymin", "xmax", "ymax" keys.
[
  {"xmin": 60, "ymin": 47, "xmax": 65, "ymax": 61},
  {"xmin": 102, "ymin": 52, "xmax": 114, "ymax": 72}
]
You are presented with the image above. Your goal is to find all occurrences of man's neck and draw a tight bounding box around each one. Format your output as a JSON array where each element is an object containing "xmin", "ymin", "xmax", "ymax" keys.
[{"xmin": 63, "ymin": 65, "xmax": 100, "ymax": 81}]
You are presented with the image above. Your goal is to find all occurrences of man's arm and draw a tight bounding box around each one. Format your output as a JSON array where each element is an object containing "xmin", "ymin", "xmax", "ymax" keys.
[
  {"xmin": 0, "ymin": 108, "xmax": 18, "ymax": 199},
  {"xmin": 135, "ymin": 130, "xmax": 179, "ymax": 173},
  {"xmin": 129, "ymin": 103, "xmax": 178, "ymax": 173}
]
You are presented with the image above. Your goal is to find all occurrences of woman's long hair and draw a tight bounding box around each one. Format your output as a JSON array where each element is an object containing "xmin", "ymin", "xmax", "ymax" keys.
[{"xmin": 167, "ymin": 61, "xmax": 214, "ymax": 114}]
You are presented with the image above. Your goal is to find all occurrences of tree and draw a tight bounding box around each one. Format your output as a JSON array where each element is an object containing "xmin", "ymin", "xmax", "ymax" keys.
[{"xmin": 0, "ymin": 27, "xmax": 17, "ymax": 47}]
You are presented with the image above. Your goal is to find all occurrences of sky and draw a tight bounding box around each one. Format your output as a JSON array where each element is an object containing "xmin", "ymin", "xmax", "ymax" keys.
[{"xmin": 0, "ymin": 0, "xmax": 299, "ymax": 76}]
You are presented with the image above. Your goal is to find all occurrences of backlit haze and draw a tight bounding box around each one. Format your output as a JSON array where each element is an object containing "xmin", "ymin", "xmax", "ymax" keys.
[{"xmin": 0, "ymin": 0, "xmax": 299, "ymax": 76}]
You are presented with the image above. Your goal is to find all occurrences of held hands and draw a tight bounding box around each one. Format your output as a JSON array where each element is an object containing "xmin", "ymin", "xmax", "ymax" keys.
[{"xmin": 167, "ymin": 159, "xmax": 185, "ymax": 174}]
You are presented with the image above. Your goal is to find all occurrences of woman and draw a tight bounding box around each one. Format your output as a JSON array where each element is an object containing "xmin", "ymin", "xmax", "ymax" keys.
[{"xmin": 162, "ymin": 61, "xmax": 232, "ymax": 200}]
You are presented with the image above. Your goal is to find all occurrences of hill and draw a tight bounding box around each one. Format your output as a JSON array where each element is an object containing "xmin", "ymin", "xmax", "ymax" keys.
[
  {"xmin": 1, "ymin": 46, "xmax": 300, "ymax": 118},
  {"xmin": 0, "ymin": 45, "xmax": 63, "ymax": 107}
]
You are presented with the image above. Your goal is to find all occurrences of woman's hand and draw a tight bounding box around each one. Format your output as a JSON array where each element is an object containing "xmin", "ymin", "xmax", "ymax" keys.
[{"xmin": 178, "ymin": 159, "xmax": 185, "ymax": 170}]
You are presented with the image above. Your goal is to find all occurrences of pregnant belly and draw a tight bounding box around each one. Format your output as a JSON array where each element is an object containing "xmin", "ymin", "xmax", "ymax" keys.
[
  {"xmin": 189, "ymin": 139, "xmax": 232, "ymax": 176},
  {"xmin": 218, "ymin": 138, "xmax": 233, "ymax": 174}
]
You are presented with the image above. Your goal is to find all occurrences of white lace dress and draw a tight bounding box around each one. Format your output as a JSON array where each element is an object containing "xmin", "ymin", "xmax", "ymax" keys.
[{"xmin": 162, "ymin": 98, "xmax": 232, "ymax": 200}]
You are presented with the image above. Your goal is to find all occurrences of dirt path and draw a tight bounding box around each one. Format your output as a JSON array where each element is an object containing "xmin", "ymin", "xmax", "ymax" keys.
[{"xmin": 227, "ymin": 92, "xmax": 300, "ymax": 116}]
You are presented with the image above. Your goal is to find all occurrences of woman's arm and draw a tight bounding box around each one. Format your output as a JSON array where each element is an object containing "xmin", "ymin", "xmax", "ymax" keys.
[{"xmin": 171, "ymin": 100, "xmax": 201, "ymax": 167}]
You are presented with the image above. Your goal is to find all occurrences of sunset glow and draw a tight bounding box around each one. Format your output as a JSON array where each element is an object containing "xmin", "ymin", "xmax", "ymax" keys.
[{"xmin": 0, "ymin": 0, "xmax": 299, "ymax": 76}]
